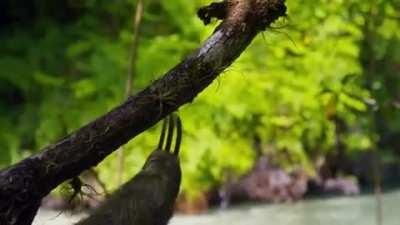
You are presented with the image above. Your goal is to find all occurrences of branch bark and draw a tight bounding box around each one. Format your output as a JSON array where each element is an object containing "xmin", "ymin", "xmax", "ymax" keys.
[{"xmin": 0, "ymin": 1, "xmax": 286, "ymax": 225}]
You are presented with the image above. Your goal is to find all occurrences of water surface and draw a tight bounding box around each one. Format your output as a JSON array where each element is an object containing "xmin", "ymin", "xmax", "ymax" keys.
[{"xmin": 34, "ymin": 190, "xmax": 400, "ymax": 225}]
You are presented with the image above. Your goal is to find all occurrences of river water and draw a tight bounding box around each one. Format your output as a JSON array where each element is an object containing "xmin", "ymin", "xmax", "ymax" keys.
[{"xmin": 33, "ymin": 190, "xmax": 400, "ymax": 225}]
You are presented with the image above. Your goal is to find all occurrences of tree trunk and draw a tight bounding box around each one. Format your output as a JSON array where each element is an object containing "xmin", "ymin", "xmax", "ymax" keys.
[{"xmin": 0, "ymin": 1, "xmax": 286, "ymax": 225}]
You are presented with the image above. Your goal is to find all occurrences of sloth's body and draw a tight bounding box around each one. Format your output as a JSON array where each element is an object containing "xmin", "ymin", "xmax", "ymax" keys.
[{"xmin": 76, "ymin": 116, "xmax": 182, "ymax": 225}]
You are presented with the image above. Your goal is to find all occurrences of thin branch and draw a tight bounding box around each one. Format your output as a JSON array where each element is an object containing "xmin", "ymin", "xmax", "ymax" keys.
[
  {"xmin": 116, "ymin": 0, "xmax": 145, "ymax": 186},
  {"xmin": 125, "ymin": 0, "xmax": 144, "ymax": 97}
]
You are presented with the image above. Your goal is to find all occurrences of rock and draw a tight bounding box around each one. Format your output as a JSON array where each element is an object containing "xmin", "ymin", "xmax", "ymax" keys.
[
  {"xmin": 217, "ymin": 156, "xmax": 309, "ymax": 206},
  {"xmin": 323, "ymin": 178, "xmax": 360, "ymax": 195}
]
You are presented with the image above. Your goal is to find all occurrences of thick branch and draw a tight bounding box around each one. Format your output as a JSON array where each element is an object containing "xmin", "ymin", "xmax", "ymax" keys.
[{"xmin": 0, "ymin": 1, "xmax": 286, "ymax": 225}]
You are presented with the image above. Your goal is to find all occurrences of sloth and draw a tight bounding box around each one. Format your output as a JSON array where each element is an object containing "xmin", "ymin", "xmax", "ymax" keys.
[{"xmin": 76, "ymin": 114, "xmax": 182, "ymax": 225}]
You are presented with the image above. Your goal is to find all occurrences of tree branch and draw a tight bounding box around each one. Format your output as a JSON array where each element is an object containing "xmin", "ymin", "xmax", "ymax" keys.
[{"xmin": 0, "ymin": 1, "xmax": 286, "ymax": 225}]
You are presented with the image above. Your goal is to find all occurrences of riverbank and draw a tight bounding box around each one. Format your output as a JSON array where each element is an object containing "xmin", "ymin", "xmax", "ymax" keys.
[{"xmin": 34, "ymin": 189, "xmax": 400, "ymax": 225}]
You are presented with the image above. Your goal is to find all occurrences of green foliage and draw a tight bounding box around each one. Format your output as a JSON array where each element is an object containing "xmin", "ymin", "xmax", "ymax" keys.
[{"xmin": 0, "ymin": 0, "xmax": 399, "ymax": 198}]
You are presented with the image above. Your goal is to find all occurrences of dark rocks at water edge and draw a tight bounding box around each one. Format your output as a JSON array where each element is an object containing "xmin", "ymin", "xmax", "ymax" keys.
[{"xmin": 209, "ymin": 156, "xmax": 360, "ymax": 208}]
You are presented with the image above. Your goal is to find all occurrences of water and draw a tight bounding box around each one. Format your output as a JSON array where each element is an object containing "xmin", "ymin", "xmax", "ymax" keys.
[{"xmin": 33, "ymin": 190, "xmax": 400, "ymax": 225}]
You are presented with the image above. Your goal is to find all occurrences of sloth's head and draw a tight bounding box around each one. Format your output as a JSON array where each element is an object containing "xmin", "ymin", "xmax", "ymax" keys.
[{"xmin": 142, "ymin": 149, "xmax": 180, "ymax": 175}]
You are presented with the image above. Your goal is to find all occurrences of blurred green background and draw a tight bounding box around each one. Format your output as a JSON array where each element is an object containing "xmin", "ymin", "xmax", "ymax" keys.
[{"xmin": 0, "ymin": 0, "xmax": 399, "ymax": 203}]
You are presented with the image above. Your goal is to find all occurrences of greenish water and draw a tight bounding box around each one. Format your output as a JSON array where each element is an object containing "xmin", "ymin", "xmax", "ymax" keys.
[{"xmin": 34, "ymin": 190, "xmax": 400, "ymax": 225}]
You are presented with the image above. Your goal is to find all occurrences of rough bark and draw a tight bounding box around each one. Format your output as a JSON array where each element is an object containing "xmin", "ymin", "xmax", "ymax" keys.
[{"xmin": 0, "ymin": 1, "xmax": 286, "ymax": 225}]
